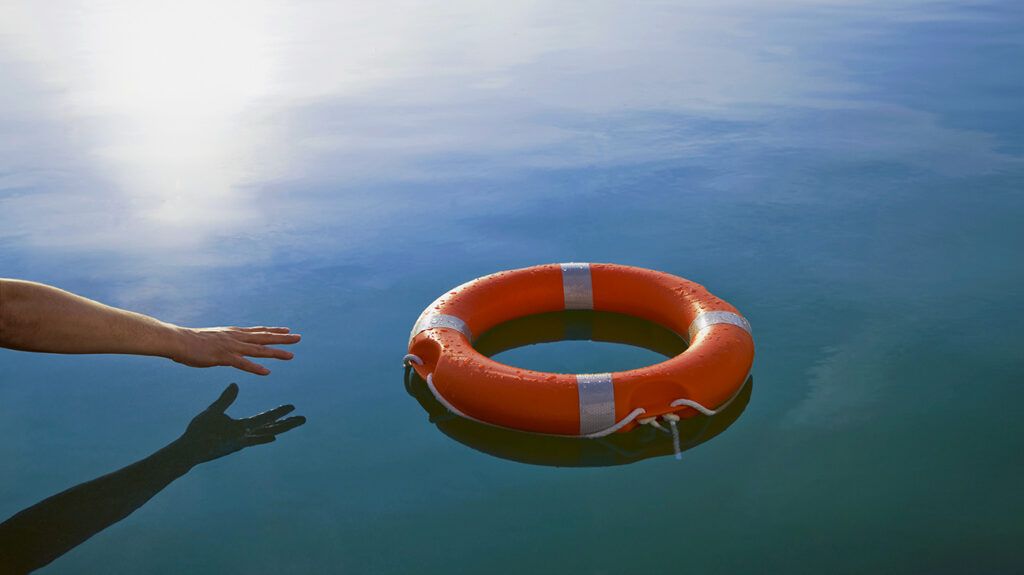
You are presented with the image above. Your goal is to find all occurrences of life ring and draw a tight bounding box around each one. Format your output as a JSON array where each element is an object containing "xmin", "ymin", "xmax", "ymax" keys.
[
  {"xmin": 404, "ymin": 309, "xmax": 754, "ymax": 467},
  {"xmin": 405, "ymin": 263, "xmax": 754, "ymax": 437}
]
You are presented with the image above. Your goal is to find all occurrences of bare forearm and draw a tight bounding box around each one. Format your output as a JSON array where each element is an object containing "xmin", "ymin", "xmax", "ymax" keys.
[
  {"xmin": 0, "ymin": 278, "xmax": 300, "ymax": 375},
  {"xmin": 0, "ymin": 279, "xmax": 184, "ymax": 358}
]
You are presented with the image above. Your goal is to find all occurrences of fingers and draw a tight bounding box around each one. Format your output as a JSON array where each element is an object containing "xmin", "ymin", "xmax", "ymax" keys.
[
  {"xmin": 243, "ymin": 435, "xmax": 277, "ymax": 447},
  {"xmin": 229, "ymin": 356, "xmax": 271, "ymax": 376},
  {"xmin": 208, "ymin": 383, "xmax": 239, "ymax": 413},
  {"xmin": 206, "ymin": 327, "xmax": 299, "ymax": 375},
  {"xmin": 237, "ymin": 342, "xmax": 295, "ymax": 361},
  {"xmin": 237, "ymin": 332, "xmax": 302, "ymax": 345},
  {"xmin": 237, "ymin": 326, "xmax": 291, "ymax": 334},
  {"xmin": 249, "ymin": 416, "xmax": 307, "ymax": 437},
  {"xmin": 244, "ymin": 404, "xmax": 296, "ymax": 428}
]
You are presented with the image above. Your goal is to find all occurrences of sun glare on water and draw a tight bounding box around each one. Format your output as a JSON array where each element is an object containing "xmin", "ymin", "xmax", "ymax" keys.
[
  {"xmin": 81, "ymin": 0, "xmax": 278, "ymax": 229},
  {"xmin": 2, "ymin": 0, "xmax": 281, "ymax": 240}
]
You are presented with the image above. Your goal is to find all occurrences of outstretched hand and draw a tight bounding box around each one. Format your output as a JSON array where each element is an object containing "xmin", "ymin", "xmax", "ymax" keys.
[
  {"xmin": 178, "ymin": 383, "xmax": 306, "ymax": 465},
  {"xmin": 171, "ymin": 326, "xmax": 301, "ymax": 376}
]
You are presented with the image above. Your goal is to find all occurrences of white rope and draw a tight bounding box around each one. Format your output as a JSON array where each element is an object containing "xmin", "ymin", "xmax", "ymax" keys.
[
  {"xmin": 424, "ymin": 373, "xmax": 646, "ymax": 439},
  {"xmin": 662, "ymin": 413, "xmax": 683, "ymax": 460},
  {"xmin": 638, "ymin": 416, "xmax": 668, "ymax": 432},
  {"xmin": 668, "ymin": 376, "xmax": 749, "ymax": 416},
  {"xmin": 425, "ymin": 373, "xmax": 477, "ymax": 422},
  {"xmin": 668, "ymin": 398, "xmax": 718, "ymax": 416},
  {"xmin": 402, "ymin": 354, "xmax": 423, "ymax": 367}
]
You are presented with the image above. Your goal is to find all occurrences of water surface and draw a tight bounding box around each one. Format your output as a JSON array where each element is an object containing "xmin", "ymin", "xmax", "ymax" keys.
[{"xmin": 1, "ymin": 1, "xmax": 1022, "ymax": 573}]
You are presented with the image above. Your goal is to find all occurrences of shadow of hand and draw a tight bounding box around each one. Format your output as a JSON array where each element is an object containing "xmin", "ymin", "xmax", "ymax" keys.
[
  {"xmin": 0, "ymin": 383, "xmax": 307, "ymax": 574},
  {"xmin": 180, "ymin": 383, "xmax": 306, "ymax": 465}
]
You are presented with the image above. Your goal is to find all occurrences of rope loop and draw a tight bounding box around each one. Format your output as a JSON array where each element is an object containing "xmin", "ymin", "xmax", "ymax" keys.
[
  {"xmin": 638, "ymin": 416, "xmax": 667, "ymax": 432},
  {"xmin": 402, "ymin": 353, "xmax": 424, "ymax": 367}
]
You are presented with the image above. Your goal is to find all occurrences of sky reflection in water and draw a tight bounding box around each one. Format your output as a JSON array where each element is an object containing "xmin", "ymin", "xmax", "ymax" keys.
[
  {"xmin": 1, "ymin": 1, "xmax": 1023, "ymax": 573},
  {"xmin": 4, "ymin": 1, "xmax": 1012, "ymax": 266}
]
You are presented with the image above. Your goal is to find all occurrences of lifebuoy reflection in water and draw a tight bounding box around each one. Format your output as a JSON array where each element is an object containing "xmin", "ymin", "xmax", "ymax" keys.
[{"xmin": 404, "ymin": 310, "xmax": 753, "ymax": 467}]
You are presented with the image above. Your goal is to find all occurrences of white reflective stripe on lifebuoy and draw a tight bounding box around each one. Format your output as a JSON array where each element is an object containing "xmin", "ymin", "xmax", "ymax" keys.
[
  {"xmin": 577, "ymin": 372, "xmax": 616, "ymax": 435},
  {"xmin": 411, "ymin": 313, "xmax": 473, "ymax": 342},
  {"xmin": 686, "ymin": 311, "xmax": 751, "ymax": 343},
  {"xmin": 560, "ymin": 262, "xmax": 593, "ymax": 310}
]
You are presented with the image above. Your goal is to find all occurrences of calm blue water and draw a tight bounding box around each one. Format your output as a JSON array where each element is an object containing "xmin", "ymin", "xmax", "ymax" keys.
[{"xmin": 2, "ymin": 1, "xmax": 1023, "ymax": 572}]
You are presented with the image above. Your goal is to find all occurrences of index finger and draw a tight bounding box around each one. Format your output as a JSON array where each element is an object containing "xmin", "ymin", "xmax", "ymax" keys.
[{"xmin": 237, "ymin": 326, "xmax": 291, "ymax": 334}]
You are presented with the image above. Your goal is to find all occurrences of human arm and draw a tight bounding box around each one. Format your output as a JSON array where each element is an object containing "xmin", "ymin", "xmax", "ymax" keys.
[
  {"xmin": 0, "ymin": 279, "xmax": 300, "ymax": 375},
  {"xmin": 0, "ymin": 384, "xmax": 305, "ymax": 574}
]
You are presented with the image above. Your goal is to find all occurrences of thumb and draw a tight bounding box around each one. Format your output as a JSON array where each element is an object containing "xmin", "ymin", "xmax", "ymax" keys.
[{"xmin": 208, "ymin": 383, "xmax": 239, "ymax": 413}]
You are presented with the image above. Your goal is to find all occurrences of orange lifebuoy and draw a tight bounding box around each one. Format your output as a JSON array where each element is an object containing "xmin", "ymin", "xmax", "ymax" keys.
[{"xmin": 405, "ymin": 263, "xmax": 754, "ymax": 437}]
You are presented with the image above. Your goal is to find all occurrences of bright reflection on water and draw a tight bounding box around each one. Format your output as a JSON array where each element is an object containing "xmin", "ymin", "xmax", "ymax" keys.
[
  {"xmin": 0, "ymin": 0, "xmax": 862, "ymax": 262},
  {"xmin": 1, "ymin": 0, "xmax": 1023, "ymax": 573}
]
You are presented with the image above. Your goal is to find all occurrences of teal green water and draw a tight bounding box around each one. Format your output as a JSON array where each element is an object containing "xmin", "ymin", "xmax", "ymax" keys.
[{"xmin": 2, "ymin": 1, "xmax": 1023, "ymax": 573}]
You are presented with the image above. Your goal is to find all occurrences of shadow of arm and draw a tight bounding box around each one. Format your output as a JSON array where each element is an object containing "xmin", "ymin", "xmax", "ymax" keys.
[
  {"xmin": 0, "ymin": 383, "xmax": 305, "ymax": 574},
  {"xmin": 0, "ymin": 440, "xmax": 194, "ymax": 573}
]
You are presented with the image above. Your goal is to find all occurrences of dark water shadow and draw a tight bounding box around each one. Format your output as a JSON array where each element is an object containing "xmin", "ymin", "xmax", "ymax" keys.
[
  {"xmin": 405, "ymin": 310, "xmax": 753, "ymax": 467},
  {"xmin": 0, "ymin": 385, "xmax": 305, "ymax": 574}
]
